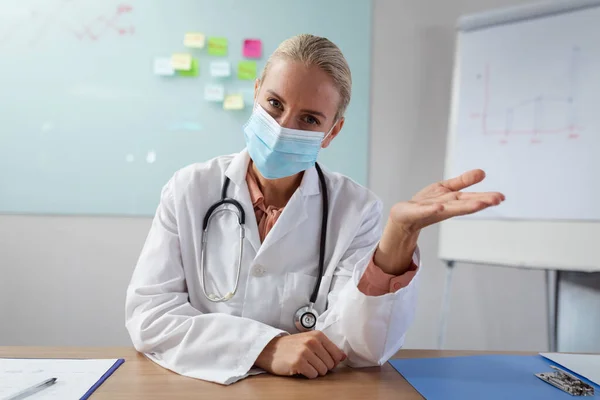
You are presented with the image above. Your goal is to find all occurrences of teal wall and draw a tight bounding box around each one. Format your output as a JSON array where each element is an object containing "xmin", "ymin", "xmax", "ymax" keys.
[{"xmin": 0, "ymin": 0, "xmax": 372, "ymax": 216}]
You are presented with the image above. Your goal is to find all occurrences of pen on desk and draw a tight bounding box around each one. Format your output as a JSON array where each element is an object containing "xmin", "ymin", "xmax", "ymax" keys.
[{"xmin": 3, "ymin": 377, "xmax": 57, "ymax": 400}]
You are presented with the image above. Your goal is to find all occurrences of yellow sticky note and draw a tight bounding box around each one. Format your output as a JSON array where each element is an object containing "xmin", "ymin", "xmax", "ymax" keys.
[
  {"xmin": 208, "ymin": 37, "xmax": 228, "ymax": 56},
  {"xmin": 184, "ymin": 32, "xmax": 205, "ymax": 48},
  {"xmin": 223, "ymin": 94, "xmax": 244, "ymax": 110},
  {"xmin": 177, "ymin": 58, "xmax": 199, "ymax": 77},
  {"xmin": 171, "ymin": 53, "xmax": 192, "ymax": 70},
  {"xmin": 237, "ymin": 61, "xmax": 257, "ymax": 80}
]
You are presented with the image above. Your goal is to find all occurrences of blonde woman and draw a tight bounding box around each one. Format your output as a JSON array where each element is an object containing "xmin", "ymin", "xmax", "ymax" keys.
[{"xmin": 125, "ymin": 34, "xmax": 504, "ymax": 385}]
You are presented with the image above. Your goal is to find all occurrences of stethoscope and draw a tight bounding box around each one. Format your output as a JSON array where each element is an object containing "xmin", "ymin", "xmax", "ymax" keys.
[{"xmin": 200, "ymin": 163, "xmax": 329, "ymax": 332}]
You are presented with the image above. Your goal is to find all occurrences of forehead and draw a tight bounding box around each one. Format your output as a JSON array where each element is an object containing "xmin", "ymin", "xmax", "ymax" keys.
[{"xmin": 260, "ymin": 59, "xmax": 340, "ymax": 118}]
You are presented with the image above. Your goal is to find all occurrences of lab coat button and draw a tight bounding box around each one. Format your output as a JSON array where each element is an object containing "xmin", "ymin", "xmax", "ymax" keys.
[{"xmin": 252, "ymin": 265, "xmax": 266, "ymax": 277}]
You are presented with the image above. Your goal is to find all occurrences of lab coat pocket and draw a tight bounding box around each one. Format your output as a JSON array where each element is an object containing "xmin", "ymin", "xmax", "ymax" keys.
[{"xmin": 279, "ymin": 272, "xmax": 317, "ymax": 333}]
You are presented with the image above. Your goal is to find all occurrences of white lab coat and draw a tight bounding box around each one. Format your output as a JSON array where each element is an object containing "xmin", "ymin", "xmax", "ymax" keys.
[{"xmin": 125, "ymin": 149, "xmax": 420, "ymax": 385}]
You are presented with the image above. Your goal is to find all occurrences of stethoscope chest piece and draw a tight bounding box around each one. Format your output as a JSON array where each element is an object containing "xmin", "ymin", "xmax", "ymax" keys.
[{"xmin": 294, "ymin": 304, "xmax": 319, "ymax": 332}]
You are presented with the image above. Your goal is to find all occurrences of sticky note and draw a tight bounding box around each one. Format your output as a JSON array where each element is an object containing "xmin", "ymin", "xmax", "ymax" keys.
[
  {"xmin": 154, "ymin": 57, "xmax": 174, "ymax": 76},
  {"xmin": 223, "ymin": 94, "xmax": 244, "ymax": 110},
  {"xmin": 237, "ymin": 61, "xmax": 257, "ymax": 80},
  {"xmin": 243, "ymin": 39, "xmax": 262, "ymax": 58},
  {"xmin": 204, "ymin": 84, "xmax": 225, "ymax": 102},
  {"xmin": 171, "ymin": 53, "xmax": 192, "ymax": 71},
  {"xmin": 210, "ymin": 61, "xmax": 231, "ymax": 77},
  {"xmin": 177, "ymin": 58, "xmax": 199, "ymax": 77},
  {"xmin": 208, "ymin": 37, "xmax": 228, "ymax": 56},
  {"xmin": 184, "ymin": 32, "xmax": 205, "ymax": 48}
]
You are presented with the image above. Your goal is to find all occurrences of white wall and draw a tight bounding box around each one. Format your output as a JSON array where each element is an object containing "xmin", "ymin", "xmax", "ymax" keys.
[
  {"xmin": 0, "ymin": 215, "xmax": 148, "ymax": 345},
  {"xmin": 369, "ymin": 0, "xmax": 549, "ymax": 351},
  {"xmin": 0, "ymin": 0, "xmax": 596, "ymax": 351}
]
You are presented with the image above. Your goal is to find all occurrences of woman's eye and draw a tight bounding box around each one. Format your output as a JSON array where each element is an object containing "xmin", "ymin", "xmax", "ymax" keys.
[
  {"xmin": 303, "ymin": 115, "xmax": 319, "ymax": 125},
  {"xmin": 268, "ymin": 99, "xmax": 282, "ymax": 109}
]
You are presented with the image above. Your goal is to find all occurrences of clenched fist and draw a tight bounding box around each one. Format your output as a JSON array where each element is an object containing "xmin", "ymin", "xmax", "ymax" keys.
[{"xmin": 255, "ymin": 331, "xmax": 346, "ymax": 379}]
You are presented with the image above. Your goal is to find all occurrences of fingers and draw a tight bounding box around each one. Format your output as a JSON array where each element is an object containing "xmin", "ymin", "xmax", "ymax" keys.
[
  {"xmin": 457, "ymin": 192, "xmax": 504, "ymax": 203},
  {"xmin": 393, "ymin": 202, "xmax": 444, "ymax": 224},
  {"xmin": 317, "ymin": 334, "xmax": 346, "ymax": 366},
  {"xmin": 308, "ymin": 340, "xmax": 335, "ymax": 370},
  {"xmin": 303, "ymin": 348, "xmax": 329, "ymax": 376},
  {"xmin": 284, "ymin": 331, "xmax": 347, "ymax": 379},
  {"xmin": 438, "ymin": 199, "xmax": 494, "ymax": 217},
  {"xmin": 296, "ymin": 359, "xmax": 320, "ymax": 379},
  {"xmin": 420, "ymin": 191, "xmax": 505, "ymax": 205},
  {"xmin": 440, "ymin": 169, "xmax": 486, "ymax": 192}
]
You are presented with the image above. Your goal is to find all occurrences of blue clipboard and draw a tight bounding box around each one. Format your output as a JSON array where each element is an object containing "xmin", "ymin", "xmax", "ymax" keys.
[
  {"xmin": 389, "ymin": 355, "xmax": 599, "ymax": 399},
  {"xmin": 80, "ymin": 358, "xmax": 125, "ymax": 400}
]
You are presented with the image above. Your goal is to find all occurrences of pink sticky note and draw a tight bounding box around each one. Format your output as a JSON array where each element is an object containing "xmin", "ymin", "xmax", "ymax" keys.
[{"xmin": 243, "ymin": 39, "xmax": 262, "ymax": 59}]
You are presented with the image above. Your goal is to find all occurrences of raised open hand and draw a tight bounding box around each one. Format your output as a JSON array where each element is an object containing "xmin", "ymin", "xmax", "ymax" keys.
[
  {"xmin": 374, "ymin": 169, "xmax": 505, "ymax": 275},
  {"xmin": 389, "ymin": 169, "xmax": 505, "ymax": 235}
]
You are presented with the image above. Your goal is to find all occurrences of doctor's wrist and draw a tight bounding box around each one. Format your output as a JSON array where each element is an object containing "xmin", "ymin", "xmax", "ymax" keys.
[{"xmin": 374, "ymin": 218, "xmax": 419, "ymax": 276}]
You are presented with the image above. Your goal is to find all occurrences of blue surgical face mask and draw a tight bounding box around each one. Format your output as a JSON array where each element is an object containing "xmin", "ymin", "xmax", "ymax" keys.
[{"xmin": 243, "ymin": 104, "xmax": 335, "ymax": 179}]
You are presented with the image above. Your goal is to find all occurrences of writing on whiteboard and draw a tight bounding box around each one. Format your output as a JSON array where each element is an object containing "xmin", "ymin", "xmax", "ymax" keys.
[
  {"xmin": 0, "ymin": 2, "xmax": 135, "ymax": 46},
  {"xmin": 468, "ymin": 47, "xmax": 583, "ymax": 145}
]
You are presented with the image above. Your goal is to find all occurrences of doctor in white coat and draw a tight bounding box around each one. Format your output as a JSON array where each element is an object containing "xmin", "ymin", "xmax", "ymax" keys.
[{"xmin": 125, "ymin": 34, "xmax": 504, "ymax": 385}]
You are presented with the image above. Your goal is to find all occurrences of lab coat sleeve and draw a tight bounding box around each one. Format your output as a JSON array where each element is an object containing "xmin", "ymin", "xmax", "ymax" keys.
[
  {"xmin": 125, "ymin": 178, "xmax": 286, "ymax": 385},
  {"xmin": 316, "ymin": 199, "xmax": 420, "ymax": 367}
]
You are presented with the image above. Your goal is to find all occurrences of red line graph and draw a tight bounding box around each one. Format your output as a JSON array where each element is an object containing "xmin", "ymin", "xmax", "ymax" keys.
[
  {"xmin": 472, "ymin": 47, "xmax": 582, "ymax": 142},
  {"xmin": 0, "ymin": 1, "xmax": 134, "ymax": 46},
  {"xmin": 67, "ymin": 3, "xmax": 134, "ymax": 41}
]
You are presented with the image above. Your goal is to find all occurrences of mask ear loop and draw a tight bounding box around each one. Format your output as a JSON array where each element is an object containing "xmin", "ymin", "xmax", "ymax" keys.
[{"xmin": 321, "ymin": 120, "xmax": 338, "ymax": 144}]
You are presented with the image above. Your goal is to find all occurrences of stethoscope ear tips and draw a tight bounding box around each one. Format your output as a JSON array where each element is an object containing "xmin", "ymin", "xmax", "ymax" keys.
[
  {"xmin": 223, "ymin": 292, "xmax": 234, "ymax": 300},
  {"xmin": 208, "ymin": 293, "xmax": 218, "ymax": 301}
]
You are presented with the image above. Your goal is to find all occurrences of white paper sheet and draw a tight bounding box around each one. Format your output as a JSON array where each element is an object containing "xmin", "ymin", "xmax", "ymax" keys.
[
  {"xmin": 540, "ymin": 353, "xmax": 600, "ymax": 386},
  {"xmin": 204, "ymin": 84, "xmax": 225, "ymax": 102},
  {"xmin": 210, "ymin": 61, "xmax": 231, "ymax": 77},
  {"xmin": 0, "ymin": 358, "xmax": 119, "ymax": 400},
  {"xmin": 153, "ymin": 58, "xmax": 174, "ymax": 76}
]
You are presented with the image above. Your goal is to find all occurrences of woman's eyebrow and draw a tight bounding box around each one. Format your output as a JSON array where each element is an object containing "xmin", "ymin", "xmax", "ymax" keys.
[
  {"xmin": 266, "ymin": 89, "xmax": 285, "ymax": 103},
  {"xmin": 300, "ymin": 108, "xmax": 327, "ymax": 120}
]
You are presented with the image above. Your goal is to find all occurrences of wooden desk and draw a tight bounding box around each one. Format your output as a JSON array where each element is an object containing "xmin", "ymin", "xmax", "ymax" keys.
[{"xmin": 0, "ymin": 347, "xmax": 529, "ymax": 400}]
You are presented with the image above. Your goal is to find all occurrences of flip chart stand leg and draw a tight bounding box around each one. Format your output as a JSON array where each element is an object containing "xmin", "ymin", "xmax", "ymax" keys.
[
  {"xmin": 438, "ymin": 260, "xmax": 455, "ymax": 349},
  {"xmin": 546, "ymin": 269, "xmax": 559, "ymax": 352}
]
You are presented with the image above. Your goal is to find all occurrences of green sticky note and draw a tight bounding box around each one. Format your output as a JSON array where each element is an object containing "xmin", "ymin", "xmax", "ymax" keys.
[
  {"xmin": 237, "ymin": 61, "xmax": 257, "ymax": 80},
  {"xmin": 177, "ymin": 58, "xmax": 199, "ymax": 77},
  {"xmin": 208, "ymin": 37, "xmax": 228, "ymax": 56}
]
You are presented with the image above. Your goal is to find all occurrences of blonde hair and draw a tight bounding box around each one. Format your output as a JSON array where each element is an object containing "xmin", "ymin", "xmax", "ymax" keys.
[{"xmin": 260, "ymin": 34, "xmax": 352, "ymax": 120}]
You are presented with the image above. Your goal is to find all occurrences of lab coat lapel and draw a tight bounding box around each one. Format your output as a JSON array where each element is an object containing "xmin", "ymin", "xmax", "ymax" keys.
[
  {"xmin": 259, "ymin": 166, "xmax": 321, "ymax": 254},
  {"xmin": 224, "ymin": 150, "xmax": 261, "ymax": 254}
]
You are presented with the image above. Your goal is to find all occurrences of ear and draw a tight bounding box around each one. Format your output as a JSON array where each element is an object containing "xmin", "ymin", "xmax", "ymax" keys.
[
  {"xmin": 322, "ymin": 117, "xmax": 345, "ymax": 149},
  {"xmin": 254, "ymin": 79, "xmax": 261, "ymax": 101}
]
